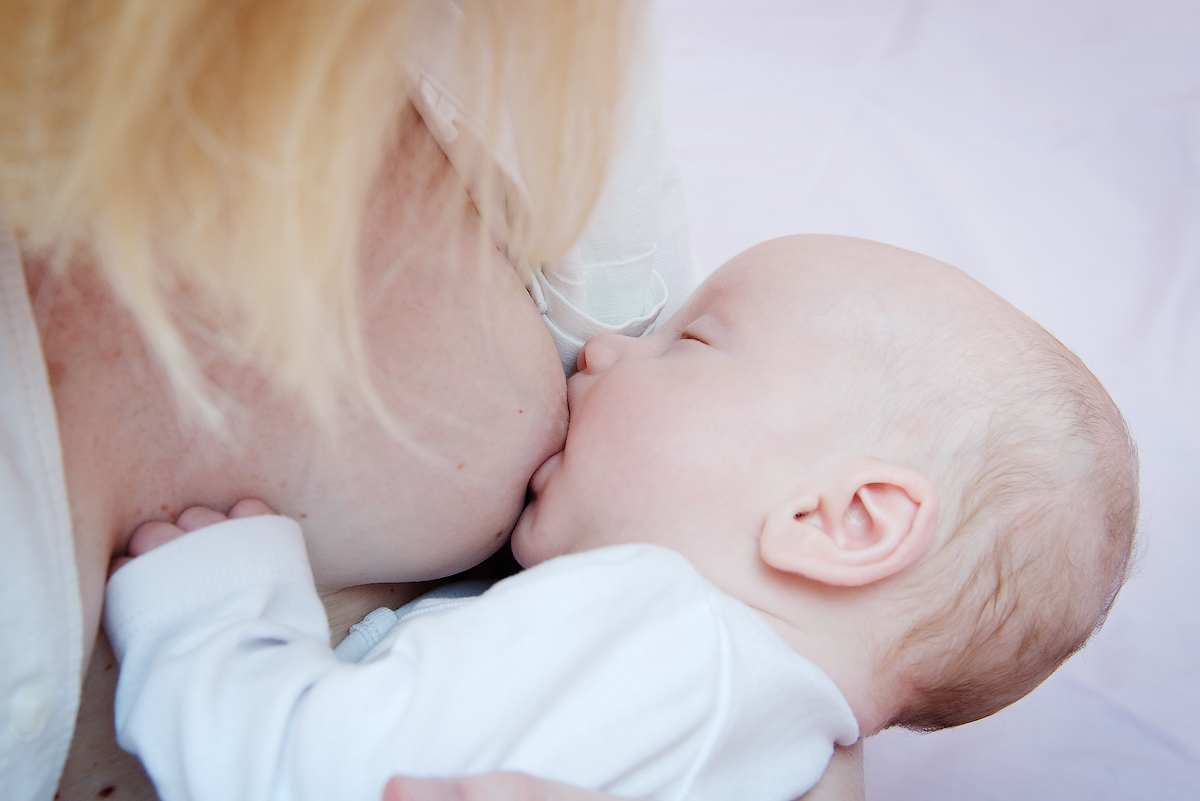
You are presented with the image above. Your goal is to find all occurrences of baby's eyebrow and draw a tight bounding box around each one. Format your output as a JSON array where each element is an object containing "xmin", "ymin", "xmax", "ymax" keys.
[
  {"xmin": 681, "ymin": 313, "xmax": 724, "ymax": 345},
  {"xmin": 661, "ymin": 315, "xmax": 695, "ymax": 340},
  {"xmin": 697, "ymin": 310, "xmax": 726, "ymax": 332}
]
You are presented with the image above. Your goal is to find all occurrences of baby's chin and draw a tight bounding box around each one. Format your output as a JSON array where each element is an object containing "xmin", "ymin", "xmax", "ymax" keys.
[
  {"xmin": 511, "ymin": 490, "xmax": 584, "ymax": 569},
  {"xmin": 508, "ymin": 501, "xmax": 537, "ymax": 568},
  {"xmin": 509, "ymin": 506, "xmax": 545, "ymax": 569}
]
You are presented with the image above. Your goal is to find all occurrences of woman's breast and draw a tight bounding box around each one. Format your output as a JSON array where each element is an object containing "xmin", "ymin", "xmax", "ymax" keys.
[{"xmin": 284, "ymin": 103, "xmax": 568, "ymax": 589}]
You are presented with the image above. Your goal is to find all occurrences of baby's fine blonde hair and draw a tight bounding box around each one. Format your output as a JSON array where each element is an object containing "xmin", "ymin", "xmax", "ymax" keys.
[
  {"xmin": 1, "ymin": 0, "xmax": 640, "ymax": 424},
  {"xmin": 858, "ymin": 273, "xmax": 1139, "ymax": 732},
  {"xmin": 790, "ymin": 237, "xmax": 1138, "ymax": 732}
]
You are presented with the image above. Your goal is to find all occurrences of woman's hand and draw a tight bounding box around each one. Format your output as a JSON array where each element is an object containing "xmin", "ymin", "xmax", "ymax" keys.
[
  {"xmin": 382, "ymin": 742, "xmax": 865, "ymax": 801},
  {"xmin": 384, "ymin": 775, "xmax": 637, "ymax": 801},
  {"xmin": 799, "ymin": 742, "xmax": 865, "ymax": 801}
]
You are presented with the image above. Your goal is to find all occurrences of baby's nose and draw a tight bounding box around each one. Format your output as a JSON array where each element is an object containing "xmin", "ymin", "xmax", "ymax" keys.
[{"xmin": 576, "ymin": 333, "xmax": 636, "ymax": 375}]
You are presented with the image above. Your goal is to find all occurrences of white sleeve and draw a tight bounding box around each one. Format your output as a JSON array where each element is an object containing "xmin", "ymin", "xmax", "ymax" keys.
[
  {"xmin": 104, "ymin": 533, "xmax": 756, "ymax": 801},
  {"xmin": 104, "ymin": 517, "xmax": 334, "ymax": 801}
]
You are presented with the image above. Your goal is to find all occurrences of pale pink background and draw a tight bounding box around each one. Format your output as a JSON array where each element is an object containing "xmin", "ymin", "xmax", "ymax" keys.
[{"xmin": 657, "ymin": 2, "xmax": 1200, "ymax": 798}]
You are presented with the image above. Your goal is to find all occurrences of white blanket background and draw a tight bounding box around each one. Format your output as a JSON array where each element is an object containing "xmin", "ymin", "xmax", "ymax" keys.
[{"xmin": 657, "ymin": 1, "xmax": 1200, "ymax": 798}]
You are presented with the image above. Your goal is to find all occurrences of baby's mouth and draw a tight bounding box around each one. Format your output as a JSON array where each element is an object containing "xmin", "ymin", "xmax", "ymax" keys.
[{"xmin": 527, "ymin": 451, "xmax": 563, "ymax": 498}]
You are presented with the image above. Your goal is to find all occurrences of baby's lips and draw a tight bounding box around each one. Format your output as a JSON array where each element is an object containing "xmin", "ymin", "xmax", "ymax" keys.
[{"xmin": 528, "ymin": 451, "xmax": 563, "ymax": 498}]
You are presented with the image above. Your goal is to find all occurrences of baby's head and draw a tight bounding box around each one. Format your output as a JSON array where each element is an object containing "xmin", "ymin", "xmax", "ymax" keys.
[{"xmin": 512, "ymin": 235, "xmax": 1138, "ymax": 735}]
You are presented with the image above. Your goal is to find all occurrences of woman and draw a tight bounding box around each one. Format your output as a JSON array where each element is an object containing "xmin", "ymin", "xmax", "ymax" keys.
[{"xmin": 1, "ymin": 2, "xmax": 860, "ymax": 798}]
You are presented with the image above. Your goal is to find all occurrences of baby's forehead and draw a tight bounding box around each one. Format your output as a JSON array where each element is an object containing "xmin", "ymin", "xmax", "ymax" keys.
[
  {"xmin": 691, "ymin": 239, "xmax": 1040, "ymax": 394},
  {"xmin": 713, "ymin": 237, "xmax": 978, "ymax": 310},
  {"xmin": 706, "ymin": 245, "xmax": 963, "ymax": 335}
]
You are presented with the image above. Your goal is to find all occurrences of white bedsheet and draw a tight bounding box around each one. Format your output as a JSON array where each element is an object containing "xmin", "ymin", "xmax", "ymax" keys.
[{"xmin": 656, "ymin": 1, "xmax": 1200, "ymax": 798}]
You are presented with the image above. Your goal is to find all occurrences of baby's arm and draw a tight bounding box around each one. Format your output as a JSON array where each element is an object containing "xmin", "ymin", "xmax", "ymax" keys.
[
  {"xmin": 107, "ymin": 515, "xmax": 792, "ymax": 801},
  {"xmin": 105, "ymin": 505, "xmax": 343, "ymax": 800},
  {"xmin": 110, "ymin": 503, "xmax": 665, "ymax": 801}
]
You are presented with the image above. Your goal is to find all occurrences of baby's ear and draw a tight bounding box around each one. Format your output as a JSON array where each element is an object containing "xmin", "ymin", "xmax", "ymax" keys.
[{"xmin": 759, "ymin": 459, "xmax": 938, "ymax": 587}]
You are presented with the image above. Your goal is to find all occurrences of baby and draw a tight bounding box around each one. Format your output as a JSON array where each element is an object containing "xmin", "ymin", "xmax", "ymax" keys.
[{"xmin": 104, "ymin": 235, "xmax": 1138, "ymax": 801}]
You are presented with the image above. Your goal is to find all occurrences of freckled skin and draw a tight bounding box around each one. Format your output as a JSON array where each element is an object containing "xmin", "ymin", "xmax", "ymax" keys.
[{"xmin": 50, "ymin": 103, "xmax": 567, "ymax": 801}]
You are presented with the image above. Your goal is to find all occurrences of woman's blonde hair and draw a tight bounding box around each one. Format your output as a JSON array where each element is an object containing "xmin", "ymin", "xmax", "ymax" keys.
[{"xmin": 1, "ymin": 0, "xmax": 639, "ymax": 424}]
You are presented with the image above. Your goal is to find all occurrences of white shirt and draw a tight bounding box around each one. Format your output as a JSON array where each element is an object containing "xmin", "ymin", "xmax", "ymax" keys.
[
  {"xmin": 105, "ymin": 518, "xmax": 859, "ymax": 801},
  {"xmin": 0, "ymin": 218, "xmax": 84, "ymax": 801},
  {"xmin": 405, "ymin": 0, "xmax": 698, "ymax": 373}
]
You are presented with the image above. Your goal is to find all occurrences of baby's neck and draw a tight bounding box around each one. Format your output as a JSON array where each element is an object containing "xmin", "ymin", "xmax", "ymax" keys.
[
  {"xmin": 553, "ymin": 525, "xmax": 903, "ymax": 735},
  {"xmin": 687, "ymin": 553, "xmax": 897, "ymax": 737},
  {"xmin": 756, "ymin": 606, "xmax": 890, "ymax": 735}
]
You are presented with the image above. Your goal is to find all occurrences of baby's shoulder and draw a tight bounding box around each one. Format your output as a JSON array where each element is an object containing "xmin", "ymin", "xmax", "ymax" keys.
[{"xmin": 497, "ymin": 543, "xmax": 713, "ymax": 605}]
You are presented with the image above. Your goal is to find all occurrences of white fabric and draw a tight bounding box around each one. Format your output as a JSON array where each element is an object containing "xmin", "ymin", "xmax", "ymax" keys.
[
  {"xmin": 0, "ymin": 218, "xmax": 83, "ymax": 800},
  {"xmin": 406, "ymin": 0, "xmax": 698, "ymax": 374},
  {"xmin": 657, "ymin": 1, "xmax": 1200, "ymax": 797},
  {"xmin": 105, "ymin": 522, "xmax": 858, "ymax": 801},
  {"xmin": 0, "ymin": 7, "xmax": 696, "ymax": 792},
  {"xmin": 332, "ymin": 580, "xmax": 492, "ymax": 664}
]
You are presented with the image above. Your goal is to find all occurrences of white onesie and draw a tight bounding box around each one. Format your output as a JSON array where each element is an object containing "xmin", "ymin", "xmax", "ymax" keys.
[{"xmin": 105, "ymin": 516, "xmax": 858, "ymax": 801}]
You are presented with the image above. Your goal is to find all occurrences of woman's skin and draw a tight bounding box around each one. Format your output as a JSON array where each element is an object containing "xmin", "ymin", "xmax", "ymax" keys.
[
  {"xmin": 46, "ymin": 102, "xmax": 865, "ymax": 801},
  {"xmin": 49, "ymin": 102, "xmax": 566, "ymax": 800},
  {"xmin": 381, "ymin": 742, "xmax": 865, "ymax": 801}
]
